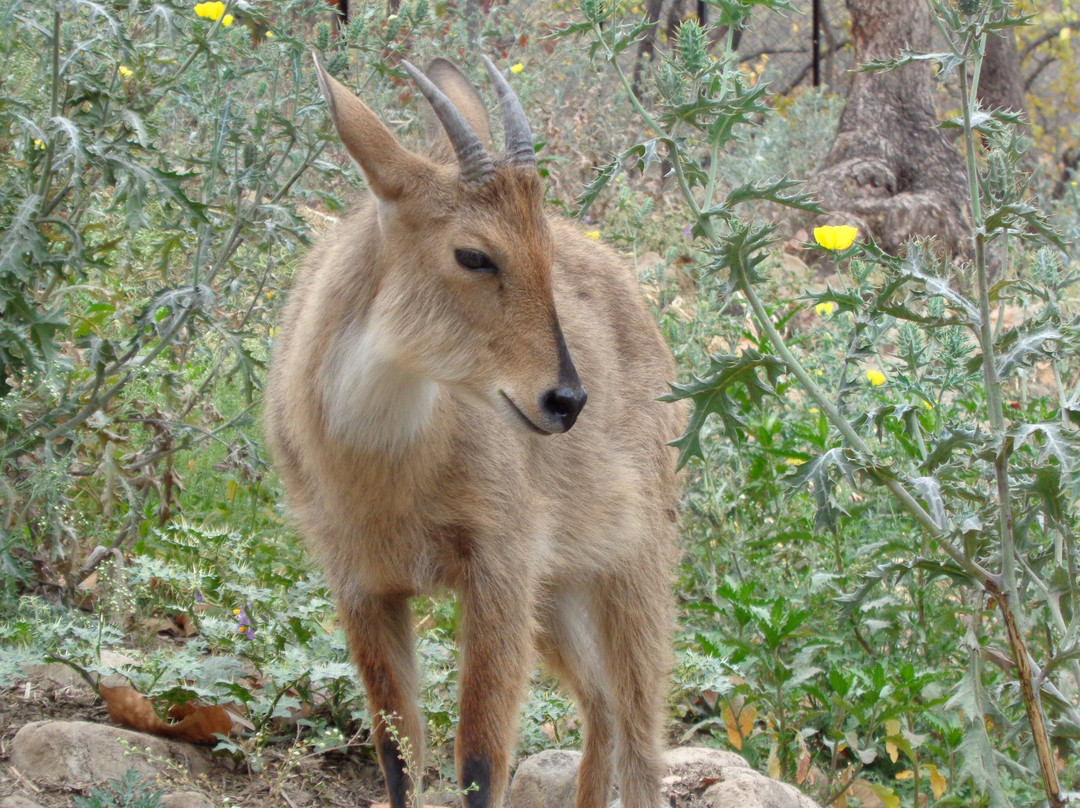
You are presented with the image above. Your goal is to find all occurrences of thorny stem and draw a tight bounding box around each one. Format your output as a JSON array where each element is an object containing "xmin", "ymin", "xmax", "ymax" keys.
[{"xmin": 954, "ymin": 16, "xmax": 1062, "ymax": 806}]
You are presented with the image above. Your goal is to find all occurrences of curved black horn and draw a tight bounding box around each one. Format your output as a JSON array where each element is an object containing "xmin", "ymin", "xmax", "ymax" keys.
[
  {"xmin": 481, "ymin": 56, "xmax": 536, "ymax": 168},
  {"xmin": 400, "ymin": 59, "xmax": 494, "ymax": 186}
]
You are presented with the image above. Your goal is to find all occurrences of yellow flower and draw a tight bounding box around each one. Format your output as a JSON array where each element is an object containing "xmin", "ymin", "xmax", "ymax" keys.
[
  {"xmin": 265, "ymin": 30, "xmax": 274, "ymax": 38},
  {"xmin": 194, "ymin": 1, "xmax": 227, "ymax": 21},
  {"xmin": 118, "ymin": 65, "xmax": 133, "ymax": 78},
  {"xmin": 583, "ymin": 230, "xmax": 601, "ymax": 240},
  {"xmin": 813, "ymin": 225, "xmax": 859, "ymax": 251},
  {"xmin": 510, "ymin": 63, "xmax": 524, "ymax": 74},
  {"xmin": 32, "ymin": 139, "xmax": 46, "ymax": 150},
  {"xmin": 866, "ymin": 369, "xmax": 886, "ymax": 386},
  {"xmin": 814, "ymin": 300, "xmax": 836, "ymax": 317},
  {"xmin": 222, "ymin": 13, "xmax": 234, "ymax": 25}
]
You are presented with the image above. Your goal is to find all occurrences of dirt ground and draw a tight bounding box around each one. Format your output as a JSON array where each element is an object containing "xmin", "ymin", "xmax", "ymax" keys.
[{"xmin": 0, "ymin": 674, "xmax": 391, "ymax": 808}]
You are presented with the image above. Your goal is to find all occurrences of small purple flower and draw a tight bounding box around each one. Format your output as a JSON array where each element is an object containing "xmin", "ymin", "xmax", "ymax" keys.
[
  {"xmin": 194, "ymin": 589, "xmax": 206, "ymax": 604},
  {"xmin": 234, "ymin": 605, "xmax": 255, "ymax": 639},
  {"xmin": 683, "ymin": 223, "xmax": 693, "ymax": 238}
]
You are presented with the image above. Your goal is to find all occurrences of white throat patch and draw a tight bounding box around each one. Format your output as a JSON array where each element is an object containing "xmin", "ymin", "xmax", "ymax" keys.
[{"xmin": 321, "ymin": 320, "xmax": 439, "ymax": 453}]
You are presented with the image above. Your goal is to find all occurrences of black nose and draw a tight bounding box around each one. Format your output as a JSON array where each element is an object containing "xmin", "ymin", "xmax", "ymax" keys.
[{"xmin": 540, "ymin": 385, "xmax": 588, "ymax": 432}]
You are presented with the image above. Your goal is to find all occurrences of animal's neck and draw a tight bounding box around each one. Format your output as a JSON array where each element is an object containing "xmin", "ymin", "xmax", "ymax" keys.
[{"xmin": 321, "ymin": 320, "xmax": 439, "ymax": 454}]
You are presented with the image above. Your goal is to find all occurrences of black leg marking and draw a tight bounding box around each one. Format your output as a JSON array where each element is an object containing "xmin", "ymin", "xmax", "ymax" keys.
[
  {"xmin": 379, "ymin": 737, "xmax": 410, "ymax": 808},
  {"xmin": 461, "ymin": 755, "xmax": 492, "ymax": 808}
]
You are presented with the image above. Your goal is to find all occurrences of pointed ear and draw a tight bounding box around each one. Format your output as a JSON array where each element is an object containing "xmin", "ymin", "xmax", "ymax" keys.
[
  {"xmin": 420, "ymin": 59, "xmax": 493, "ymax": 165},
  {"xmin": 313, "ymin": 52, "xmax": 428, "ymax": 201}
]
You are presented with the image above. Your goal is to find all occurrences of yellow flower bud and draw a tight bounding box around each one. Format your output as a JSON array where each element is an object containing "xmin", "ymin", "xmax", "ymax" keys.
[
  {"xmin": 866, "ymin": 369, "xmax": 886, "ymax": 386},
  {"xmin": 510, "ymin": 63, "xmax": 524, "ymax": 74}
]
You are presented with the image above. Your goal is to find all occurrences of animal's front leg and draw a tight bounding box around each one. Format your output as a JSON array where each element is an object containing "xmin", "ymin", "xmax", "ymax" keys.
[
  {"xmin": 456, "ymin": 570, "xmax": 537, "ymax": 808},
  {"xmin": 340, "ymin": 593, "xmax": 423, "ymax": 808}
]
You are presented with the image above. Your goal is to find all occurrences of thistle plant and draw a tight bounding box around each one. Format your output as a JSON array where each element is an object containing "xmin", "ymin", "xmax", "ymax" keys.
[{"xmin": 572, "ymin": 0, "xmax": 1079, "ymax": 805}]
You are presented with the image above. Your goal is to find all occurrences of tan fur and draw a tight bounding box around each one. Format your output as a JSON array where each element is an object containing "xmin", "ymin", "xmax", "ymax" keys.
[{"xmin": 265, "ymin": 58, "xmax": 686, "ymax": 808}]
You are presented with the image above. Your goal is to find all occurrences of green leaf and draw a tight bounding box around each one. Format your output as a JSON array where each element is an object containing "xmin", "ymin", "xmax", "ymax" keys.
[
  {"xmin": 784, "ymin": 447, "xmax": 859, "ymax": 534},
  {"xmin": 948, "ymin": 663, "xmax": 1016, "ymax": 808},
  {"xmin": 856, "ymin": 49, "xmax": 966, "ymax": 81},
  {"xmin": 578, "ymin": 139, "xmax": 665, "ymax": 219},
  {"xmin": 982, "ymin": 202, "xmax": 1067, "ymax": 251},
  {"xmin": 661, "ymin": 350, "xmax": 785, "ymax": 469},
  {"xmin": 1005, "ymin": 422, "xmax": 1078, "ymax": 469},
  {"xmin": 837, "ymin": 558, "xmax": 973, "ymax": 614},
  {"xmin": 996, "ymin": 325, "xmax": 1063, "ymax": 377},
  {"xmin": 719, "ymin": 177, "xmax": 821, "ymax": 215}
]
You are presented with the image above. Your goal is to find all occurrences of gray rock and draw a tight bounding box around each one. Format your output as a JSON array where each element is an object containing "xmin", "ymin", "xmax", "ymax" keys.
[
  {"xmin": 509, "ymin": 749, "xmax": 583, "ymax": 808},
  {"xmin": 509, "ymin": 747, "xmax": 821, "ymax": 808},
  {"xmin": 664, "ymin": 747, "xmax": 820, "ymax": 808},
  {"xmin": 24, "ymin": 650, "xmax": 138, "ymax": 690},
  {"xmin": 10, "ymin": 720, "xmax": 210, "ymax": 791},
  {"xmin": 162, "ymin": 792, "xmax": 217, "ymax": 808},
  {"xmin": 0, "ymin": 796, "xmax": 48, "ymax": 808}
]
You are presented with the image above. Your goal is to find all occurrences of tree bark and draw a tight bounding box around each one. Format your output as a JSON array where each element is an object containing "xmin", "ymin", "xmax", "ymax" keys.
[
  {"xmin": 808, "ymin": 0, "xmax": 970, "ymax": 254},
  {"xmin": 979, "ymin": 27, "xmax": 1026, "ymax": 116}
]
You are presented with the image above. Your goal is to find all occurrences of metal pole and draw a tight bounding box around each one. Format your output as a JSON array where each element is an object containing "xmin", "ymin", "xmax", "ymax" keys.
[{"xmin": 812, "ymin": 0, "xmax": 821, "ymax": 86}]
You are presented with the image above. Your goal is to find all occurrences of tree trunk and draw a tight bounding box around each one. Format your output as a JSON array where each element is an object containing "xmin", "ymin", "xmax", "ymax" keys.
[
  {"xmin": 979, "ymin": 27, "xmax": 1026, "ymax": 116},
  {"xmin": 808, "ymin": 0, "xmax": 970, "ymax": 255}
]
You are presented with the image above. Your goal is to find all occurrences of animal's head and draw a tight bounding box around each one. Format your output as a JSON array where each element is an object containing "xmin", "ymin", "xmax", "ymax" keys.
[{"xmin": 314, "ymin": 53, "xmax": 586, "ymax": 436}]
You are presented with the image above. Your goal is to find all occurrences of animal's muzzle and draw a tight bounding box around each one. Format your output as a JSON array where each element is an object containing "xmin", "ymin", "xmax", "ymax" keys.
[{"xmin": 540, "ymin": 383, "xmax": 587, "ymax": 433}]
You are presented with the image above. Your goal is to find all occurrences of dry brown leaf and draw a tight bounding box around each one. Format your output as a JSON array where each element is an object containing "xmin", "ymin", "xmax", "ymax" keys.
[
  {"xmin": 721, "ymin": 701, "xmax": 756, "ymax": 751},
  {"xmin": 100, "ymin": 684, "xmax": 234, "ymax": 744},
  {"xmin": 172, "ymin": 613, "xmax": 198, "ymax": 637}
]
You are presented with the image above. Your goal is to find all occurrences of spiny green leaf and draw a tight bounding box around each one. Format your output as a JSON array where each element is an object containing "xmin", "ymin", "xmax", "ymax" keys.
[
  {"xmin": 721, "ymin": 177, "xmax": 821, "ymax": 215},
  {"xmin": 856, "ymin": 49, "xmax": 966, "ymax": 81},
  {"xmin": 708, "ymin": 223, "xmax": 778, "ymax": 295},
  {"xmin": 578, "ymin": 139, "xmax": 666, "ymax": 219},
  {"xmin": 996, "ymin": 325, "xmax": 1062, "ymax": 377},
  {"xmin": 837, "ymin": 558, "xmax": 973, "ymax": 614},
  {"xmin": 1006, "ymin": 422, "xmax": 1078, "ymax": 470},
  {"xmin": 784, "ymin": 447, "xmax": 859, "ymax": 534},
  {"xmin": 982, "ymin": 201, "xmax": 1067, "ymax": 251},
  {"xmin": 948, "ymin": 663, "xmax": 1016, "ymax": 808},
  {"xmin": 661, "ymin": 350, "xmax": 785, "ymax": 469}
]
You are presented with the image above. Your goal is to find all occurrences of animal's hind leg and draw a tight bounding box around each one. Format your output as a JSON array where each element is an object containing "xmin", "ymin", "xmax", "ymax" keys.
[
  {"xmin": 341, "ymin": 593, "xmax": 423, "ymax": 808},
  {"xmin": 538, "ymin": 592, "xmax": 615, "ymax": 808},
  {"xmin": 593, "ymin": 566, "xmax": 673, "ymax": 808}
]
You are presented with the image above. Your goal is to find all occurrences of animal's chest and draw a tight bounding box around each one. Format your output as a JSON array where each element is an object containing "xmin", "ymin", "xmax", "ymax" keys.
[{"xmin": 326, "ymin": 469, "xmax": 484, "ymax": 593}]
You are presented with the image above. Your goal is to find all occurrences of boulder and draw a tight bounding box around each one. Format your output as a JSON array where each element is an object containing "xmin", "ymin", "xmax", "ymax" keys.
[
  {"xmin": 509, "ymin": 749, "xmax": 583, "ymax": 808},
  {"xmin": 0, "ymin": 796, "xmax": 48, "ymax": 808},
  {"xmin": 509, "ymin": 746, "xmax": 821, "ymax": 808},
  {"xmin": 162, "ymin": 792, "xmax": 217, "ymax": 808},
  {"xmin": 10, "ymin": 720, "xmax": 210, "ymax": 791}
]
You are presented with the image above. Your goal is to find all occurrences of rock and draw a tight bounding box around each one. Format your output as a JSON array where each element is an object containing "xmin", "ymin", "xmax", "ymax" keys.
[
  {"xmin": 24, "ymin": 650, "xmax": 138, "ymax": 690},
  {"xmin": 0, "ymin": 796, "xmax": 48, "ymax": 808},
  {"xmin": 509, "ymin": 747, "xmax": 821, "ymax": 808},
  {"xmin": 663, "ymin": 747, "xmax": 820, "ymax": 808},
  {"xmin": 162, "ymin": 792, "xmax": 217, "ymax": 808},
  {"xmin": 10, "ymin": 720, "xmax": 210, "ymax": 791},
  {"xmin": 509, "ymin": 749, "xmax": 583, "ymax": 808}
]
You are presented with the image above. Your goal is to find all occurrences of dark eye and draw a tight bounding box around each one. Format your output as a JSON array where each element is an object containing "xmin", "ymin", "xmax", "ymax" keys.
[{"xmin": 454, "ymin": 248, "xmax": 499, "ymax": 274}]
